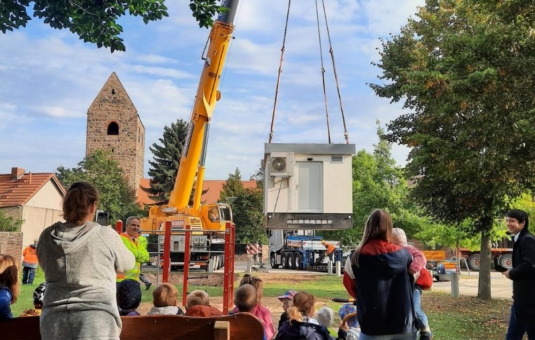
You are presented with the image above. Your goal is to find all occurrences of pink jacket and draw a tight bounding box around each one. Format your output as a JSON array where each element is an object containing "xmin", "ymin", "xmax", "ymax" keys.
[
  {"xmin": 405, "ymin": 245, "xmax": 426, "ymax": 274},
  {"xmin": 232, "ymin": 303, "xmax": 275, "ymax": 339}
]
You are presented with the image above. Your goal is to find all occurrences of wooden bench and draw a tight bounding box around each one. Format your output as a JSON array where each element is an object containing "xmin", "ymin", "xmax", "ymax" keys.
[{"xmin": 2, "ymin": 313, "xmax": 265, "ymax": 340}]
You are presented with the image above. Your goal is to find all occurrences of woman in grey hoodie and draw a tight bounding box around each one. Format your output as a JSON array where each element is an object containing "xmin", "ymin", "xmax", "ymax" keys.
[{"xmin": 37, "ymin": 182, "xmax": 135, "ymax": 340}]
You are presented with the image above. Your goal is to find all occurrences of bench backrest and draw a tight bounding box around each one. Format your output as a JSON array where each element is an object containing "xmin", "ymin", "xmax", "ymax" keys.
[{"xmin": 2, "ymin": 313, "xmax": 264, "ymax": 340}]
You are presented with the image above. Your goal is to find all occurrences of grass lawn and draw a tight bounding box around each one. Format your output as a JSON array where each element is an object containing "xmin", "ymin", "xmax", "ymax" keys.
[{"xmin": 13, "ymin": 271, "xmax": 511, "ymax": 339}]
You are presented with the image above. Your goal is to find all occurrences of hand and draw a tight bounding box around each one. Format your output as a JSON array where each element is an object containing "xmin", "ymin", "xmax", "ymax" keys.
[
  {"xmin": 503, "ymin": 270, "xmax": 510, "ymax": 279},
  {"xmin": 339, "ymin": 323, "xmax": 348, "ymax": 331}
]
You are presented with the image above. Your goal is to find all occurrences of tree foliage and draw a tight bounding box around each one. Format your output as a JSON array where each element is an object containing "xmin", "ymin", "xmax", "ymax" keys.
[
  {"xmin": 143, "ymin": 119, "xmax": 189, "ymax": 204},
  {"xmin": 369, "ymin": 0, "xmax": 535, "ymax": 299},
  {"xmin": 0, "ymin": 0, "xmax": 229, "ymax": 52},
  {"xmin": 219, "ymin": 168, "xmax": 265, "ymax": 243},
  {"xmin": 219, "ymin": 168, "xmax": 246, "ymax": 203},
  {"xmin": 320, "ymin": 124, "xmax": 430, "ymax": 247},
  {"xmin": 0, "ymin": 210, "xmax": 23, "ymax": 232},
  {"xmin": 56, "ymin": 149, "xmax": 143, "ymax": 223}
]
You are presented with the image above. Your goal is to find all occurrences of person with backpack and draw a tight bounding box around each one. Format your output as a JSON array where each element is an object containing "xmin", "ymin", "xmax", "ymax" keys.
[{"xmin": 392, "ymin": 228, "xmax": 433, "ymax": 340}]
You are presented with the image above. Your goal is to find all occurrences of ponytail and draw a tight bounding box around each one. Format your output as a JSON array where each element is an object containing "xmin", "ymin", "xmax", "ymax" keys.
[{"xmin": 286, "ymin": 306, "xmax": 303, "ymax": 325}]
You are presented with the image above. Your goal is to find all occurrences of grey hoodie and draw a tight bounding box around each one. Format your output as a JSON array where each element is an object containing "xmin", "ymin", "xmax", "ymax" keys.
[{"xmin": 37, "ymin": 221, "xmax": 135, "ymax": 340}]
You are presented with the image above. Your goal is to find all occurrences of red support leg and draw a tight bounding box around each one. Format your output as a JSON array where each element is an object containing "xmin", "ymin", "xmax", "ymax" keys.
[
  {"xmin": 163, "ymin": 221, "xmax": 172, "ymax": 283},
  {"xmin": 223, "ymin": 222, "xmax": 235, "ymax": 314},
  {"xmin": 115, "ymin": 220, "xmax": 123, "ymax": 234},
  {"xmin": 182, "ymin": 225, "xmax": 191, "ymax": 307}
]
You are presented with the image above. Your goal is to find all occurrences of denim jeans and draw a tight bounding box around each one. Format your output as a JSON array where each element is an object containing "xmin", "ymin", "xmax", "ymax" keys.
[
  {"xmin": 413, "ymin": 288, "xmax": 428, "ymax": 330},
  {"xmin": 359, "ymin": 333, "xmax": 417, "ymax": 340},
  {"xmin": 506, "ymin": 304, "xmax": 535, "ymax": 340},
  {"xmin": 22, "ymin": 266, "xmax": 36, "ymax": 284}
]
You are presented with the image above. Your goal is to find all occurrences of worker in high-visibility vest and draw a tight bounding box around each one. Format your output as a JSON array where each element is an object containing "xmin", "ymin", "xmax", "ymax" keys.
[
  {"xmin": 117, "ymin": 216, "xmax": 149, "ymax": 283},
  {"xmin": 137, "ymin": 231, "xmax": 152, "ymax": 290},
  {"xmin": 317, "ymin": 240, "xmax": 337, "ymax": 265}
]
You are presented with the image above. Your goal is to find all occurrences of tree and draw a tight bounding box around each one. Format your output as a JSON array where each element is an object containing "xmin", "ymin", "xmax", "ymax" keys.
[
  {"xmin": 0, "ymin": 210, "xmax": 23, "ymax": 232},
  {"xmin": 231, "ymin": 188, "xmax": 266, "ymax": 244},
  {"xmin": 219, "ymin": 168, "xmax": 264, "ymax": 243},
  {"xmin": 56, "ymin": 149, "xmax": 143, "ymax": 223},
  {"xmin": 219, "ymin": 168, "xmax": 246, "ymax": 203},
  {"xmin": 320, "ymin": 124, "xmax": 430, "ymax": 247},
  {"xmin": 369, "ymin": 0, "xmax": 535, "ymax": 299},
  {"xmin": 251, "ymin": 159, "xmax": 265, "ymax": 189},
  {"xmin": 0, "ymin": 0, "xmax": 229, "ymax": 52},
  {"xmin": 143, "ymin": 119, "xmax": 189, "ymax": 204}
]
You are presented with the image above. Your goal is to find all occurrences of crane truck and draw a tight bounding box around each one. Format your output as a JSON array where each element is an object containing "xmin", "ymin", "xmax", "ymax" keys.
[{"xmin": 140, "ymin": 0, "xmax": 239, "ymax": 272}]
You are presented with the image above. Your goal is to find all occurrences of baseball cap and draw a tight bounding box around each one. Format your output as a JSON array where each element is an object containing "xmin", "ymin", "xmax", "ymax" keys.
[
  {"xmin": 277, "ymin": 290, "xmax": 297, "ymax": 301},
  {"xmin": 339, "ymin": 303, "xmax": 358, "ymax": 328}
]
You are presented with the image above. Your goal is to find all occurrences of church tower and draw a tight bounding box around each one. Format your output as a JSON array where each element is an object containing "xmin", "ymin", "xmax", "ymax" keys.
[{"xmin": 86, "ymin": 72, "xmax": 145, "ymax": 192}]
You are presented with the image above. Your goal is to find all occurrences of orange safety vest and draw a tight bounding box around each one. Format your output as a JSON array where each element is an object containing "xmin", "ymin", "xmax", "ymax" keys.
[{"xmin": 23, "ymin": 246, "xmax": 38, "ymax": 265}]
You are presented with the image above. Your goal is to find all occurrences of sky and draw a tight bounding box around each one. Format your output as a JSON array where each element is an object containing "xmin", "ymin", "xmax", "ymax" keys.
[{"xmin": 0, "ymin": 0, "xmax": 426, "ymax": 181}]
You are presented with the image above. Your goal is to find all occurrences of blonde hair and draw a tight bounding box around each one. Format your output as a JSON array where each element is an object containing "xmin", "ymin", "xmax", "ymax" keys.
[
  {"xmin": 0, "ymin": 254, "xmax": 19, "ymax": 303},
  {"xmin": 287, "ymin": 291, "xmax": 315, "ymax": 324},
  {"xmin": 186, "ymin": 290, "xmax": 209, "ymax": 308},
  {"xmin": 239, "ymin": 274, "xmax": 263, "ymax": 304},
  {"xmin": 351, "ymin": 209, "xmax": 393, "ymax": 267},
  {"xmin": 153, "ymin": 283, "xmax": 178, "ymax": 307},
  {"xmin": 391, "ymin": 227, "xmax": 408, "ymax": 246}
]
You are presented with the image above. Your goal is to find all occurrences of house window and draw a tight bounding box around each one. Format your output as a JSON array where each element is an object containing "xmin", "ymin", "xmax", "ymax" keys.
[{"xmin": 107, "ymin": 122, "xmax": 119, "ymax": 135}]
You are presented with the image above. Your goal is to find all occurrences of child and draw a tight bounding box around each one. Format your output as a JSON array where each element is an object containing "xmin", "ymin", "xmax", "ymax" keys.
[
  {"xmin": 0, "ymin": 254, "xmax": 19, "ymax": 320},
  {"xmin": 392, "ymin": 227, "xmax": 433, "ymax": 340},
  {"xmin": 317, "ymin": 306, "xmax": 335, "ymax": 329},
  {"xmin": 276, "ymin": 290, "xmax": 297, "ymax": 329},
  {"xmin": 20, "ymin": 282, "xmax": 47, "ymax": 317},
  {"xmin": 232, "ymin": 274, "xmax": 275, "ymax": 340},
  {"xmin": 337, "ymin": 303, "xmax": 361, "ymax": 340},
  {"xmin": 275, "ymin": 291, "xmax": 331, "ymax": 340},
  {"xmin": 117, "ymin": 279, "xmax": 142, "ymax": 316},
  {"xmin": 147, "ymin": 283, "xmax": 184, "ymax": 315},
  {"xmin": 234, "ymin": 284, "xmax": 268, "ymax": 340},
  {"xmin": 185, "ymin": 289, "xmax": 222, "ymax": 317}
]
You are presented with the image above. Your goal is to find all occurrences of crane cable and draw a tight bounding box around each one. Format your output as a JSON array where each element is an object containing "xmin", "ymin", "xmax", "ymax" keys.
[
  {"xmin": 268, "ymin": 0, "xmax": 291, "ymax": 144},
  {"xmin": 320, "ymin": 0, "xmax": 349, "ymax": 144},
  {"xmin": 315, "ymin": 0, "xmax": 331, "ymax": 144}
]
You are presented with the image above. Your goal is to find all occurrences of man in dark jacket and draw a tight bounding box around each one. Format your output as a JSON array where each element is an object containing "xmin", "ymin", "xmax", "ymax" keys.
[{"xmin": 503, "ymin": 209, "xmax": 535, "ymax": 339}]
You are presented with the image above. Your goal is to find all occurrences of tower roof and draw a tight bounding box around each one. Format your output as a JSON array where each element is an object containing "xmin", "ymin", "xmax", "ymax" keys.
[{"xmin": 87, "ymin": 72, "xmax": 144, "ymax": 128}]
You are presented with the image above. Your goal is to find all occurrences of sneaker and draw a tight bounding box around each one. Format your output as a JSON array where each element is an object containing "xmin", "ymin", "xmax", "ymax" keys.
[
  {"xmin": 145, "ymin": 282, "xmax": 152, "ymax": 291},
  {"xmin": 420, "ymin": 330, "xmax": 434, "ymax": 340}
]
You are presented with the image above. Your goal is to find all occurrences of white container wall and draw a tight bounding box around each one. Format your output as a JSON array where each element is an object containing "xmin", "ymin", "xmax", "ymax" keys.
[{"xmin": 264, "ymin": 143, "xmax": 355, "ymax": 230}]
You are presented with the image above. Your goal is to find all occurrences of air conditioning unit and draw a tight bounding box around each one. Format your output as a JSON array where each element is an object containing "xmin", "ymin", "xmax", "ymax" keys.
[{"xmin": 270, "ymin": 152, "xmax": 294, "ymax": 177}]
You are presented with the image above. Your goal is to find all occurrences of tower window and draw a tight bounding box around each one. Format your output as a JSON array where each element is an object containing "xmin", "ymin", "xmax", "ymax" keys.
[
  {"xmin": 107, "ymin": 122, "xmax": 119, "ymax": 135},
  {"xmin": 111, "ymin": 89, "xmax": 116, "ymax": 95}
]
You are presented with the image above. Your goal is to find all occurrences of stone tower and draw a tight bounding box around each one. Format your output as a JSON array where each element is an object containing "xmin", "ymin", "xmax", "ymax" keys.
[{"xmin": 86, "ymin": 72, "xmax": 144, "ymax": 192}]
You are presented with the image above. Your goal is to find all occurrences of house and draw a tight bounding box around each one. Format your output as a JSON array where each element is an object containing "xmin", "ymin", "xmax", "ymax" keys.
[
  {"xmin": 0, "ymin": 167, "xmax": 65, "ymax": 248},
  {"xmin": 136, "ymin": 179, "xmax": 258, "ymax": 206}
]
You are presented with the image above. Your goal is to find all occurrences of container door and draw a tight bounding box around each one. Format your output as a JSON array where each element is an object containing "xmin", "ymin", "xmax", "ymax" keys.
[{"xmin": 297, "ymin": 162, "xmax": 323, "ymax": 212}]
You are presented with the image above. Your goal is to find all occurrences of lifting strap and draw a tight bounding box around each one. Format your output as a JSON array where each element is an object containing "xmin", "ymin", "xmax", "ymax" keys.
[
  {"xmin": 320, "ymin": 0, "xmax": 349, "ymax": 143},
  {"xmin": 315, "ymin": 0, "xmax": 331, "ymax": 144},
  {"xmin": 268, "ymin": 0, "xmax": 349, "ymax": 144},
  {"xmin": 268, "ymin": 0, "xmax": 292, "ymax": 144}
]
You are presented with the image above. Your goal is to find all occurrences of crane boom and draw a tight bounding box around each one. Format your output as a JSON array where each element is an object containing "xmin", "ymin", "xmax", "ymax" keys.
[
  {"xmin": 142, "ymin": 0, "xmax": 239, "ymax": 232},
  {"xmin": 169, "ymin": 1, "xmax": 238, "ymax": 211}
]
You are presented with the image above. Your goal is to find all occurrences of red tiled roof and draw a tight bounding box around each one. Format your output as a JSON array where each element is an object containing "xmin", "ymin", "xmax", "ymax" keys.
[
  {"xmin": 202, "ymin": 180, "xmax": 258, "ymax": 204},
  {"xmin": 0, "ymin": 172, "xmax": 65, "ymax": 207},
  {"xmin": 136, "ymin": 178, "xmax": 258, "ymax": 206},
  {"xmin": 137, "ymin": 178, "xmax": 156, "ymax": 206}
]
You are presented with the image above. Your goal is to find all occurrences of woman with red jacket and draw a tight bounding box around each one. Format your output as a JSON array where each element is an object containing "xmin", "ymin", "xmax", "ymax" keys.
[{"xmin": 343, "ymin": 209, "xmax": 417, "ymax": 340}]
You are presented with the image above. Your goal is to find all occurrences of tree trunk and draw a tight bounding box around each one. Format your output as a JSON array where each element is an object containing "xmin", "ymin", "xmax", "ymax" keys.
[{"xmin": 478, "ymin": 231, "xmax": 492, "ymax": 300}]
